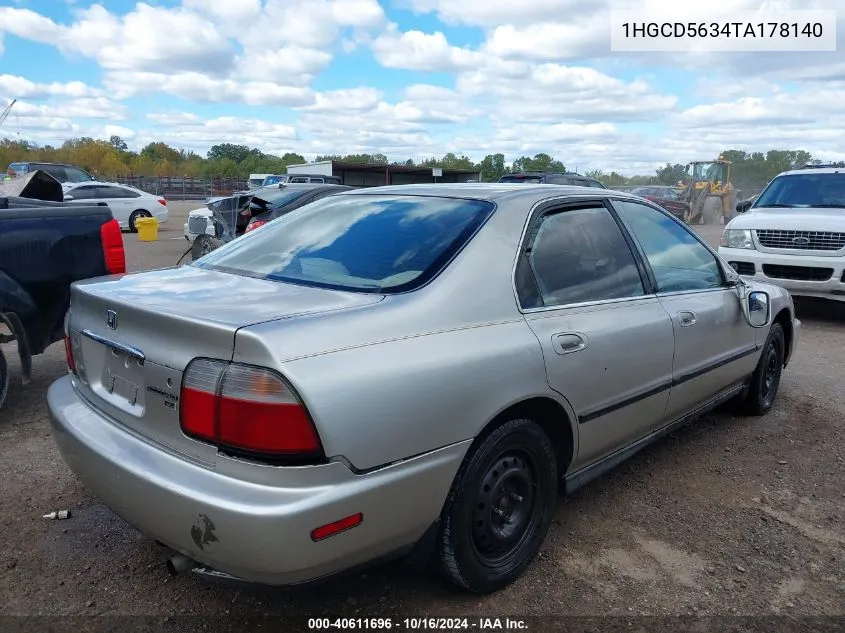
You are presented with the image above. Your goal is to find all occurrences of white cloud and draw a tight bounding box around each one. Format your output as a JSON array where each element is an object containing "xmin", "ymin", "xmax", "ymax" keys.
[
  {"xmin": 12, "ymin": 97, "xmax": 127, "ymax": 120},
  {"xmin": 300, "ymin": 88, "xmax": 383, "ymax": 113},
  {"xmin": 370, "ymin": 24, "xmax": 485, "ymax": 71},
  {"xmin": 0, "ymin": 75, "xmax": 103, "ymax": 99}
]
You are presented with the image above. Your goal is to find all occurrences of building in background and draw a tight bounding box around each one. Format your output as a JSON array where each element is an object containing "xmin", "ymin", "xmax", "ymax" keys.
[{"xmin": 286, "ymin": 160, "xmax": 481, "ymax": 187}]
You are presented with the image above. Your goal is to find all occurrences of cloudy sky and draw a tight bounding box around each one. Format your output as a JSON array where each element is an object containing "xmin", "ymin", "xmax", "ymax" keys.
[{"xmin": 0, "ymin": 0, "xmax": 843, "ymax": 175}]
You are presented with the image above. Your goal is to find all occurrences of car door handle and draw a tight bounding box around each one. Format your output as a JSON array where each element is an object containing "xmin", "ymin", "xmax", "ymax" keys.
[
  {"xmin": 678, "ymin": 311, "xmax": 697, "ymax": 327},
  {"xmin": 551, "ymin": 332, "xmax": 587, "ymax": 355}
]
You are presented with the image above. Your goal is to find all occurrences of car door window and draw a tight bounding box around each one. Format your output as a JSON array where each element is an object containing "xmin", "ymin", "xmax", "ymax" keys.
[
  {"xmin": 289, "ymin": 177, "xmax": 309, "ymax": 183},
  {"xmin": 39, "ymin": 165, "xmax": 68, "ymax": 182},
  {"xmin": 97, "ymin": 186, "xmax": 128, "ymax": 199},
  {"xmin": 613, "ymin": 200, "xmax": 725, "ymax": 293},
  {"xmin": 523, "ymin": 205, "xmax": 645, "ymax": 308},
  {"xmin": 69, "ymin": 185, "xmax": 101, "ymax": 199}
]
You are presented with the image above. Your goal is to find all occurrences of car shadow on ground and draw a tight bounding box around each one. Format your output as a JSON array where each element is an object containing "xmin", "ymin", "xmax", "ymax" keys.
[{"xmin": 791, "ymin": 298, "xmax": 845, "ymax": 325}]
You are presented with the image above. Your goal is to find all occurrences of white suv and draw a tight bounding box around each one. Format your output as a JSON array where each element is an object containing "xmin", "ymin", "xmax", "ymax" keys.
[{"xmin": 718, "ymin": 166, "xmax": 845, "ymax": 302}]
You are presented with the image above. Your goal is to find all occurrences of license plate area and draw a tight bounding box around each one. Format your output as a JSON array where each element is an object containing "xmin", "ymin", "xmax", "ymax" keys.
[{"xmin": 89, "ymin": 343, "xmax": 147, "ymax": 416}]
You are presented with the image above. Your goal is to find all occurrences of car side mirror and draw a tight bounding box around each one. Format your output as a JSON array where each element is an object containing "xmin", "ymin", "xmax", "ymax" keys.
[
  {"xmin": 743, "ymin": 290, "xmax": 770, "ymax": 328},
  {"xmin": 736, "ymin": 199, "xmax": 752, "ymax": 213}
]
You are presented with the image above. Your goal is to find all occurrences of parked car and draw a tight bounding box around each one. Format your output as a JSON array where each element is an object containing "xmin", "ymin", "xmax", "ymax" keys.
[
  {"xmin": 630, "ymin": 185, "xmax": 689, "ymax": 219},
  {"xmin": 719, "ymin": 166, "xmax": 845, "ymax": 302},
  {"xmin": 1, "ymin": 177, "xmax": 124, "ymax": 410},
  {"xmin": 63, "ymin": 182, "xmax": 169, "ymax": 232},
  {"xmin": 6, "ymin": 161, "xmax": 97, "ymax": 184},
  {"xmin": 247, "ymin": 173, "xmax": 273, "ymax": 189},
  {"xmin": 498, "ymin": 171, "xmax": 606, "ymax": 188},
  {"xmin": 183, "ymin": 192, "xmax": 256, "ymax": 245},
  {"xmin": 275, "ymin": 173, "xmax": 343, "ymax": 185},
  {"xmin": 184, "ymin": 183, "xmax": 352, "ymax": 261},
  {"xmin": 243, "ymin": 183, "xmax": 352, "ymax": 233},
  {"xmin": 49, "ymin": 184, "xmax": 797, "ymax": 594}
]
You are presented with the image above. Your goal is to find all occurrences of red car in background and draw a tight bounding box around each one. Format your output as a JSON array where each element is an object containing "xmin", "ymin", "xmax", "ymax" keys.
[{"xmin": 630, "ymin": 185, "xmax": 689, "ymax": 219}]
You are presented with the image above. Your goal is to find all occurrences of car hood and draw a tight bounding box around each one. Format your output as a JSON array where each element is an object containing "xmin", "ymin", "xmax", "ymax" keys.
[{"xmin": 728, "ymin": 207, "xmax": 845, "ymax": 231}]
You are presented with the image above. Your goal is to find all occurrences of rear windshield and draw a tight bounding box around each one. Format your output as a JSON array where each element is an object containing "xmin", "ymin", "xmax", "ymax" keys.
[
  {"xmin": 499, "ymin": 175, "xmax": 543, "ymax": 184},
  {"xmin": 251, "ymin": 187, "xmax": 312, "ymax": 207},
  {"xmin": 755, "ymin": 173, "xmax": 845, "ymax": 208},
  {"xmin": 194, "ymin": 194, "xmax": 495, "ymax": 293}
]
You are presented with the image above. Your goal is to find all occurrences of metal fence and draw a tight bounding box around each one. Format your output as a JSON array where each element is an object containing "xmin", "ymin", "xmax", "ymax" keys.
[{"xmin": 114, "ymin": 176, "xmax": 250, "ymax": 200}]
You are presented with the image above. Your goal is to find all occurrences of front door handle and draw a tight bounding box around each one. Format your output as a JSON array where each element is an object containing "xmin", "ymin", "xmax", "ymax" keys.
[
  {"xmin": 552, "ymin": 332, "xmax": 587, "ymax": 355},
  {"xmin": 678, "ymin": 311, "xmax": 697, "ymax": 327}
]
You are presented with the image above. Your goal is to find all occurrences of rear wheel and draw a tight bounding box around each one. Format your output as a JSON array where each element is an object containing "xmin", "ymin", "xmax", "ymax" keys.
[
  {"xmin": 0, "ymin": 348, "xmax": 9, "ymax": 411},
  {"xmin": 128, "ymin": 209, "xmax": 152, "ymax": 233},
  {"xmin": 435, "ymin": 418, "xmax": 557, "ymax": 593},
  {"xmin": 190, "ymin": 234, "xmax": 224, "ymax": 261},
  {"xmin": 736, "ymin": 323, "xmax": 785, "ymax": 416}
]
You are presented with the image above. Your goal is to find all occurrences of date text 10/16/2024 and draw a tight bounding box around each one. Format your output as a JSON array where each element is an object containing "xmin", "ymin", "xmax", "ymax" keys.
[{"xmin": 308, "ymin": 618, "xmax": 528, "ymax": 630}]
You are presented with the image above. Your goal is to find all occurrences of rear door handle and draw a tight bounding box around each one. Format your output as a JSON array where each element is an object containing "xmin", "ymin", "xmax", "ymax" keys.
[
  {"xmin": 678, "ymin": 311, "xmax": 697, "ymax": 327},
  {"xmin": 552, "ymin": 332, "xmax": 587, "ymax": 355}
]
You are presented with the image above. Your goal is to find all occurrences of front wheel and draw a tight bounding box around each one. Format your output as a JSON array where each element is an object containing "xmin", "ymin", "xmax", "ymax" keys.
[
  {"xmin": 435, "ymin": 418, "xmax": 558, "ymax": 593},
  {"xmin": 190, "ymin": 234, "xmax": 224, "ymax": 262},
  {"xmin": 736, "ymin": 323, "xmax": 785, "ymax": 416}
]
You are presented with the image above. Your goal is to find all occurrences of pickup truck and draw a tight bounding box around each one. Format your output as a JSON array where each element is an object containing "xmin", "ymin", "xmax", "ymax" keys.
[{"xmin": 0, "ymin": 177, "xmax": 125, "ymax": 409}]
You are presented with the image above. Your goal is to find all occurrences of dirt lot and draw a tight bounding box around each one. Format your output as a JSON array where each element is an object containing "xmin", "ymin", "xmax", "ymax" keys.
[{"xmin": 0, "ymin": 202, "xmax": 842, "ymax": 625}]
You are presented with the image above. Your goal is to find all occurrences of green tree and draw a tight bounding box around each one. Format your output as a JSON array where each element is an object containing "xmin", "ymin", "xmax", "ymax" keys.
[
  {"xmin": 207, "ymin": 143, "xmax": 260, "ymax": 164},
  {"xmin": 511, "ymin": 153, "xmax": 565, "ymax": 173},
  {"xmin": 478, "ymin": 153, "xmax": 508, "ymax": 181}
]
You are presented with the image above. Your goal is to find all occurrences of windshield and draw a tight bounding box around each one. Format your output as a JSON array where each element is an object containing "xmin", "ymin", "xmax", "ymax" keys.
[
  {"xmin": 755, "ymin": 173, "xmax": 845, "ymax": 208},
  {"xmin": 194, "ymin": 194, "xmax": 495, "ymax": 293},
  {"xmin": 263, "ymin": 176, "xmax": 284, "ymax": 186},
  {"xmin": 687, "ymin": 162, "xmax": 727, "ymax": 182}
]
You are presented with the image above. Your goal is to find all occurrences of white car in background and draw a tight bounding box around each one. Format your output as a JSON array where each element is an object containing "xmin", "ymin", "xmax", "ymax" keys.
[
  {"xmin": 719, "ymin": 165, "xmax": 845, "ymax": 302},
  {"xmin": 63, "ymin": 182, "xmax": 169, "ymax": 232}
]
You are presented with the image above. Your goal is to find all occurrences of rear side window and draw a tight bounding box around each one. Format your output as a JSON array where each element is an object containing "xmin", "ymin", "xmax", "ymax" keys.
[
  {"xmin": 39, "ymin": 165, "xmax": 68, "ymax": 182},
  {"xmin": 64, "ymin": 166, "xmax": 93, "ymax": 182},
  {"xmin": 524, "ymin": 206, "xmax": 645, "ymax": 307},
  {"xmin": 196, "ymin": 195, "xmax": 495, "ymax": 293}
]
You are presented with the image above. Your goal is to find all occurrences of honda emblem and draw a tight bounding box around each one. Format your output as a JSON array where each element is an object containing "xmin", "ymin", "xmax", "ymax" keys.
[{"xmin": 106, "ymin": 310, "xmax": 118, "ymax": 330}]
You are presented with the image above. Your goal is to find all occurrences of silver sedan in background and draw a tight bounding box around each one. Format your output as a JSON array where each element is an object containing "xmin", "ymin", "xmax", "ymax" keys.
[{"xmin": 48, "ymin": 184, "xmax": 798, "ymax": 594}]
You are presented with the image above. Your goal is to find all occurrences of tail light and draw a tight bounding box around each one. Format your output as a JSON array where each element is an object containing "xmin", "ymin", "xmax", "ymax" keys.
[
  {"xmin": 64, "ymin": 335, "xmax": 75, "ymax": 374},
  {"xmin": 180, "ymin": 359, "xmax": 324, "ymax": 462},
  {"xmin": 100, "ymin": 219, "xmax": 126, "ymax": 274},
  {"xmin": 245, "ymin": 219, "xmax": 268, "ymax": 233},
  {"xmin": 158, "ymin": 198, "xmax": 167, "ymax": 206}
]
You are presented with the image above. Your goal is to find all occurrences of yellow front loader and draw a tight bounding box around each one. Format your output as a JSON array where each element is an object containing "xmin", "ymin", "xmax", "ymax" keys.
[{"xmin": 678, "ymin": 157, "xmax": 737, "ymax": 225}]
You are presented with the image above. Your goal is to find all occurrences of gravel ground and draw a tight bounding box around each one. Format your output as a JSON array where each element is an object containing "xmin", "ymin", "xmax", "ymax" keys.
[{"xmin": 0, "ymin": 203, "xmax": 842, "ymax": 626}]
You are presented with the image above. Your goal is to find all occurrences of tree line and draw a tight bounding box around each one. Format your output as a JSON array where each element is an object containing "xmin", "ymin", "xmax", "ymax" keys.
[{"xmin": 2, "ymin": 136, "xmax": 840, "ymax": 190}]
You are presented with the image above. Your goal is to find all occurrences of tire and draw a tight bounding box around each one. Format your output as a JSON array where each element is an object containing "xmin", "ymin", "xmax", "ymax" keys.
[
  {"xmin": 190, "ymin": 234, "xmax": 224, "ymax": 262},
  {"xmin": 736, "ymin": 323, "xmax": 785, "ymax": 416},
  {"xmin": 435, "ymin": 418, "xmax": 558, "ymax": 593},
  {"xmin": 0, "ymin": 348, "xmax": 9, "ymax": 411},
  {"xmin": 128, "ymin": 209, "xmax": 152, "ymax": 233}
]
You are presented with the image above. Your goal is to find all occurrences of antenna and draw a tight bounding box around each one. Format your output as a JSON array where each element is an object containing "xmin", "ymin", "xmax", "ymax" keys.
[{"xmin": 0, "ymin": 99, "xmax": 17, "ymax": 128}]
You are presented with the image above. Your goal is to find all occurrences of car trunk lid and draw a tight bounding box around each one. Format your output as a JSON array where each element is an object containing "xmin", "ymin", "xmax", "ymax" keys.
[{"xmin": 66, "ymin": 265, "xmax": 383, "ymax": 463}]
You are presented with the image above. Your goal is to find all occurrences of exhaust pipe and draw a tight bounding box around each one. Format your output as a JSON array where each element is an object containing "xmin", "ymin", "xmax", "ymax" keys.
[{"xmin": 166, "ymin": 553, "xmax": 198, "ymax": 576}]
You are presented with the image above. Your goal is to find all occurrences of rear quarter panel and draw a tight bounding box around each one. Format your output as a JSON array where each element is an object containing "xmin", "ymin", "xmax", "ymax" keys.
[{"xmin": 274, "ymin": 319, "xmax": 554, "ymax": 471}]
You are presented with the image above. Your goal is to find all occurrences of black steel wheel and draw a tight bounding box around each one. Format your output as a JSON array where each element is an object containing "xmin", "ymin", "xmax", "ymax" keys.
[
  {"xmin": 0, "ymin": 348, "xmax": 8, "ymax": 411},
  {"xmin": 737, "ymin": 322, "xmax": 785, "ymax": 416},
  {"xmin": 436, "ymin": 418, "xmax": 557, "ymax": 593}
]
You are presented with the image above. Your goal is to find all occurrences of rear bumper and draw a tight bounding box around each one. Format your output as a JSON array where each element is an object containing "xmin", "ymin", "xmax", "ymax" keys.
[
  {"xmin": 718, "ymin": 247, "xmax": 845, "ymax": 302},
  {"xmin": 47, "ymin": 375, "xmax": 466, "ymax": 585}
]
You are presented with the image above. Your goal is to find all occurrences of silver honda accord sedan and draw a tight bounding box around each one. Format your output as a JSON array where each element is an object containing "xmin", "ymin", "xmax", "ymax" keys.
[{"xmin": 48, "ymin": 184, "xmax": 799, "ymax": 593}]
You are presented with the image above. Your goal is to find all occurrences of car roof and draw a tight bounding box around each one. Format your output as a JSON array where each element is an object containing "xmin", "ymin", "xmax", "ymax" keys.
[
  {"xmin": 338, "ymin": 183, "xmax": 645, "ymax": 204},
  {"xmin": 779, "ymin": 166, "xmax": 845, "ymax": 177}
]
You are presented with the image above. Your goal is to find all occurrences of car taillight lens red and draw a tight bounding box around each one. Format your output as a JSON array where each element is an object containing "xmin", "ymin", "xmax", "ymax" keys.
[
  {"xmin": 158, "ymin": 198, "xmax": 167, "ymax": 206},
  {"xmin": 180, "ymin": 359, "xmax": 323, "ymax": 460},
  {"xmin": 245, "ymin": 220, "xmax": 267, "ymax": 233},
  {"xmin": 64, "ymin": 335, "xmax": 75, "ymax": 373},
  {"xmin": 100, "ymin": 219, "xmax": 126, "ymax": 274}
]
